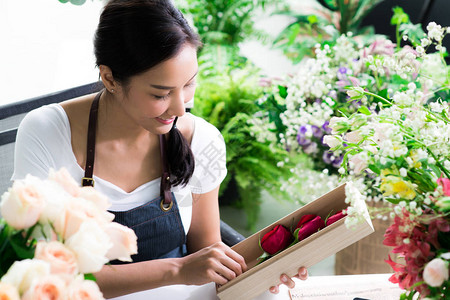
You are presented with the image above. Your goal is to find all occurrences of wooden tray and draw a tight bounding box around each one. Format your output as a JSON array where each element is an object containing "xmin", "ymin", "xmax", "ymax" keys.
[{"xmin": 216, "ymin": 183, "xmax": 374, "ymax": 300}]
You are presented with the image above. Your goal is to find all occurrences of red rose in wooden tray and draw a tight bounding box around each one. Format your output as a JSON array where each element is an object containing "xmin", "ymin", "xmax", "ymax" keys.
[
  {"xmin": 293, "ymin": 214, "xmax": 325, "ymax": 242},
  {"xmin": 326, "ymin": 210, "xmax": 346, "ymax": 226},
  {"xmin": 258, "ymin": 210, "xmax": 346, "ymax": 263},
  {"xmin": 216, "ymin": 183, "xmax": 375, "ymax": 300},
  {"xmin": 260, "ymin": 225, "xmax": 293, "ymax": 255}
]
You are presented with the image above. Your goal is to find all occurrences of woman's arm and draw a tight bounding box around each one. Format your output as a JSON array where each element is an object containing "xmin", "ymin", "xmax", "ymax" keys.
[
  {"xmin": 187, "ymin": 186, "xmax": 222, "ymax": 252},
  {"xmin": 95, "ymin": 257, "xmax": 182, "ymax": 298}
]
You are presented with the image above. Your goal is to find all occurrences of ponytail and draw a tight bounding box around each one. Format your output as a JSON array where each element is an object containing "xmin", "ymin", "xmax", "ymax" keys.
[{"xmin": 167, "ymin": 117, "xmax": 195, "ymax": 186}]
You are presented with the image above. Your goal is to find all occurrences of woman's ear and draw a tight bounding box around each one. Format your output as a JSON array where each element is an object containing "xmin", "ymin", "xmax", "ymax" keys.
[{"xmin": 99, "ymin": 65, "xmax": 119, "ymax": 93}]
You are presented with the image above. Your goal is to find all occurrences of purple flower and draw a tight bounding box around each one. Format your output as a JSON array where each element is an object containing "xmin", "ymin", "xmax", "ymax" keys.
[
  {"xmin": 322, "ymin": 121, "xmax": 332, "ymax": 134},
  {"xmin": 303, "ymin": 142, "xmax": 318, "ymax": 154},
  {"xmin": 322, "ymin": 151, "xmax": 334, "ymax": 164},
  {"xmin": 332, "ymin": 155, "xmax": 344, "ymax": 168},
  {"xmin": 350, "ymin": 99, "xmax": 363, "ymax": 109},
  {"xmin": 297, "ymin": 125, "xmax": 312, "ymax": 146},
  {"xmin": 328, "ymin": 90, "xmax": 338, "ymax": 100},
  {"xmin": 337, "ymin": 67, "xmax": 349, "ymax": 81},
  {"xmin": 311, "ymin": 125, "xmax": 323, "ymax": 139},
  {"xmin": 322, "ymin": 151, "xmax": 344, "ymax": 168}
]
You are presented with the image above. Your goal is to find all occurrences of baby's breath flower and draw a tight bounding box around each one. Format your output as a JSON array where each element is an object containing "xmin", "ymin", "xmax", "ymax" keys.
[
  {"xmin": 427, "ymin": 22, "xmax": 444, "ymax": 42},
  {"xmin": 421, "ymin": 38, "xmax": 431, "ymax": 47},
  {"xmin": 416, "ymin": 46, "xmax": 425, "ymax": 56},
  {"xmin": 400, "ymin": 168, "xmax": 407, "ymax": 177}
]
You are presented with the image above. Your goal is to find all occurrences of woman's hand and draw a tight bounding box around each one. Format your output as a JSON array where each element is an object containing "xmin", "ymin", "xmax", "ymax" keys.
[
  {"xmin": 269, "ymin": 266, "xmax": 308, "ymax": 294},
  {"xmin": 177, "ymin": 241, "xmax": 247, "ymax": 286}
]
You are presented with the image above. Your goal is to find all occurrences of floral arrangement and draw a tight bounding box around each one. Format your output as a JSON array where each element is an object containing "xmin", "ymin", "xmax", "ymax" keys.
[
  {"xmin": 0, "ymin": 169, "xmax": 138, "ymax": 299},
  {"xmin": 255, "ymin": 7, "xmax": 449, "ymax": 199},
  {"xmin": 253, "ymin": 5, "xmax": 450, "ymax": 298},
  {"xmin": 322, "ymin": 19, "xmax": 450, "ymax": 299},
  {"xmin": 258, "ymin": 210, "xmax": 345, "ymax": 263}
]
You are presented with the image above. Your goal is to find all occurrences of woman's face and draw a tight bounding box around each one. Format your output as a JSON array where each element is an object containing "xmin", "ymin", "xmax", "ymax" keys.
[{"xmin": 118, "ymin": 43, "xmax": 198, "ymax": 135}]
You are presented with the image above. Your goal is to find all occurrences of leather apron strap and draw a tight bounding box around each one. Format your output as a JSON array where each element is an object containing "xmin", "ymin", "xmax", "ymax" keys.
[{"xmin": 81, "ymin": 91, "xmax": 101, "ymax": 187}]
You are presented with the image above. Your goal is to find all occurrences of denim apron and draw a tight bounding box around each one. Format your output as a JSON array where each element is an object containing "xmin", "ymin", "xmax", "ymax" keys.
[{"xmin": 82, "ymin": 90, "xmax": 187, "ymax": 263}]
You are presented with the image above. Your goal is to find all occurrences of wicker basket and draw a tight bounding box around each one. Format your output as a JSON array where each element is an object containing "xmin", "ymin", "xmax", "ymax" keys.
[{"xmin": 335, "ymin": 201, "xmax": 401, "ymax": 275}]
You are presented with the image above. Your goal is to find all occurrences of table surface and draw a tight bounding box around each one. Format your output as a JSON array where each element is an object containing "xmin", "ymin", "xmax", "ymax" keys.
[{"xmin": 110, "ymin": 273, "xmax": 404, "ymax": 300}]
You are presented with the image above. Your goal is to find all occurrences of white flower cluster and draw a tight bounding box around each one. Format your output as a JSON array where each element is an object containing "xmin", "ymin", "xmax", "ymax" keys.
[
  {"xmin": 279, "ymin": 34, "xmax": 363, "ymax": 150},
  {"xmin": 427, "ymin": 22, "xmax": 446, "ymax": 42},
  {"xmin": 247, "ymin": 113, "xmax": 278, "ymax": 144},
  {"xmin": 328, "ymin": 87, "xmax": 450, "ymax": 228},
  {"xmin": 279, "ymin": 164, "xmax": 340, "ymax": 204},
  {"xmin": 344, "ymin": 180, "xmax": 371, "ymax": 228}
]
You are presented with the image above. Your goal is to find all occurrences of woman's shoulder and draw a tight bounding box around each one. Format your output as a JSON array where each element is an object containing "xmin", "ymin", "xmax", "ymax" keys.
[
  {"xmin": 20, "ymin": 103, "xmax": 67, "ymax": 134},
  {"xmin": 190, "ymin": 114, "xmax": 222, "ymax": 138},
  {"xmin": 177, "ymin": 113, "xmax": 222, "ymax": 146},
  {"xmin": 59, "ymin": 93, "xmax": 96, "ymax": 126},
  {"xmin": 190, "ymin": 114, "xmax": 225, "ymax": 158}
]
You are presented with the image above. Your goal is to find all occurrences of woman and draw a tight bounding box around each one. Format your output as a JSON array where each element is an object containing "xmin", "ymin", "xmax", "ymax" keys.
[{"xmin": 12, "ymin": 0, "xmax": 307, "ymax": 297}]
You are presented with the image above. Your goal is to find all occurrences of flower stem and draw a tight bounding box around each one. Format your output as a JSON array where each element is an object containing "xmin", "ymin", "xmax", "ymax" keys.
[
  {"xmin": 363, "ymin": 91, "xmax": 393, "ymax": 105},
  {"xmin": 396, "ymin": 23, "xmax": 401, "ymax": 51},
  {"xmin": 427, "ymin": 148, "xmax": 450, "ymax": 178}
]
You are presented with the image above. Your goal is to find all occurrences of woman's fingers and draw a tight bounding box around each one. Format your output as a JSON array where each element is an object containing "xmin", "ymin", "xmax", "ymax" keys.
[
  {"xmin": 218, "ymin": 254, "xmax": 244, "ymax": 278},
  {"xmin": 269, "ymin": 285, "xmax": 279, "ymax": 294},
  {"xmin": 210, "ymin": 242, "xmax": 246, "ymax": 278},
  {"xmin": 178, "ymin": 242, "xmax": 246, "ymax": 285},
  {"xmin": 269, "ymin": 267, "xmax": 308, "ymax": 294},
  {"xmin": 222, "ymin": 245, "xmax": 248, "ymax": 272},
  {"xmin": 280, "ymin": 274, "xmax": 295, "ymax": 289},
  {"xmin": 297, "ymin": 266, "xmax": 308, "ymax": 280}
]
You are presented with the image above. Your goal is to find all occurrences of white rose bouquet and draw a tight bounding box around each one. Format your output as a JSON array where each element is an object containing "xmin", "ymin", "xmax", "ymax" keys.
[{"xmin": 0, "ymin": 168, "xmax": 138, "ymax": 299}]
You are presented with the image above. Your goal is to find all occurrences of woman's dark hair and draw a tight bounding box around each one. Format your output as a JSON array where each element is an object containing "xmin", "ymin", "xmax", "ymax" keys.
[{"xmin": 94, "ymin": 0, "xmax": 199, "ymax": 187}]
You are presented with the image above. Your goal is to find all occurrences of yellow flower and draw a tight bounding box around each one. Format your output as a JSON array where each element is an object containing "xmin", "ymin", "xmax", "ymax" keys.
[
  {"xmin": 408, "ymin": 150, "xmax": 423, "ymax": 169},
  {"xmin": 380, "ymin": 176, "xmax": 416, "ymax": 200}
]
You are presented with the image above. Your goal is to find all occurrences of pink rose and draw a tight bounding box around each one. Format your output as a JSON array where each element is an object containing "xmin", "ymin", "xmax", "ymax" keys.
[
  {"xmin": 326, "ymin": 210, "xmax": 346, "ymax": 226},
  {"xmin": 34, "ymin": 241, "xmax": 78, "ymax": 276},
  {"xmin": 48, "ymin": 168, "xmax": 81, "ymax": 197},
  {"xmin": 67, "ymin": 277, "xmax": 104, "ymax": 300},
  {"xmin": 0, "ymin": 282, "xmax": 20, "ymax": 300},
  {"xmin": 22, "ymin": 275, "xmax": 66, "ymax": 300},
  {"xmin": 78, "ymin": 186, "xmax": 111, "ymax": 211},
  {"xmin": 105, "ymin": 222, "xmax": 138, "ymax": 262},
  {"xmin": 437, "ymin": 177, "xmax": 450, "ymax": 196},
  {"xmin": 54, "ymin": 198, "xmax": 114, "ymax": 240},
  {"xmin": 423, "ymin": 258, "xmax": 449, "ymax": 287},
  {"xmin": 294, "ymin": 214, "xmax": 325, "ymax": 241},
  {"xmin": 65, "ymin": 221, "xmax": 112, "ymax": 274},
  {"xmin": 0, "ymin": 259, "xmax": 50, "ymax": 294},
  {"xmin": 260, "ymin": 225, "xmax": 293, "ymax": 255},
  {"xmin": 0, "ymin": 175, "xmax": 46, "ymax": 229}
]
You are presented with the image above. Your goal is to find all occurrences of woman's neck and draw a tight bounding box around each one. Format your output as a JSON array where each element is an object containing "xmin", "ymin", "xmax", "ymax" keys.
[{"xmin": 97, "ymin": 91, "xmax": 156, "ymax": 144}]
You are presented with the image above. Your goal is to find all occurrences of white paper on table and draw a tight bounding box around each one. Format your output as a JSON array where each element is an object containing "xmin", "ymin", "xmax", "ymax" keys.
[
  {"xmin": 288, "ymin": 274, "xmax": 404, "ymax": 300},
  {"xmin": 109, "ymin": 283, "xmax": 219, "ymax": 300}
]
